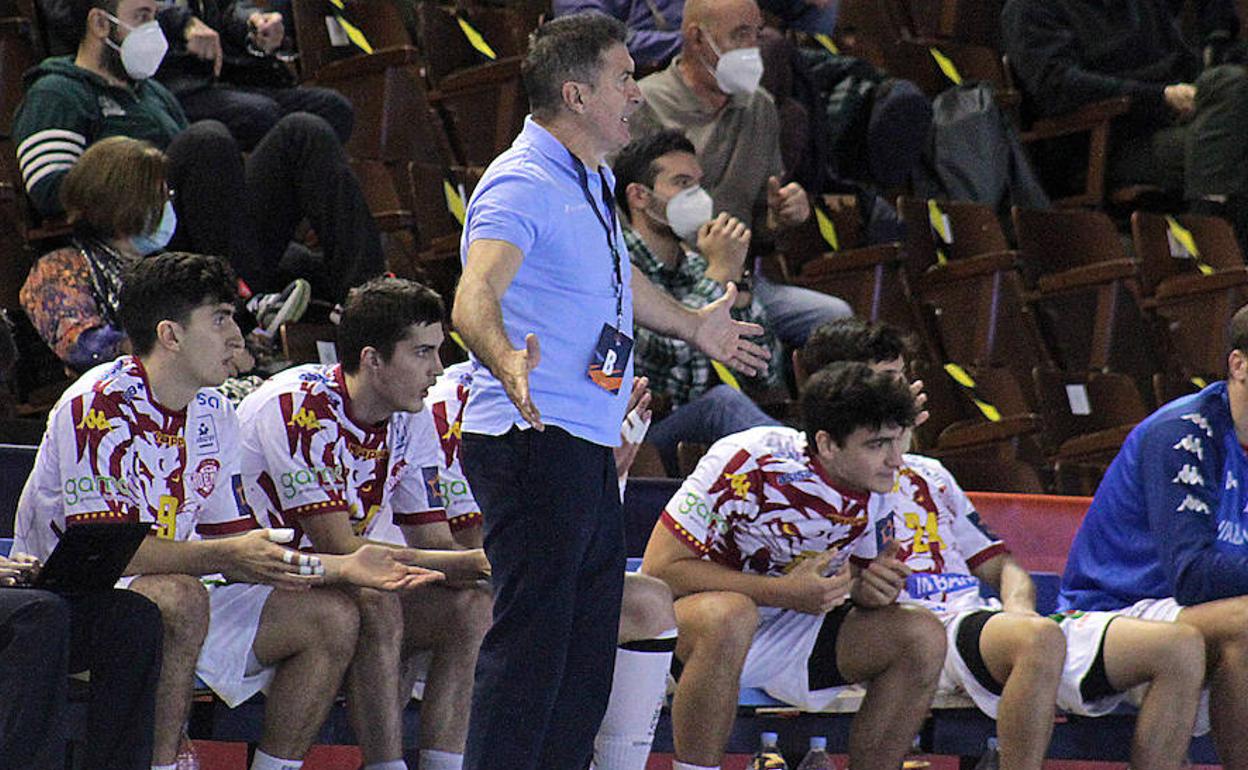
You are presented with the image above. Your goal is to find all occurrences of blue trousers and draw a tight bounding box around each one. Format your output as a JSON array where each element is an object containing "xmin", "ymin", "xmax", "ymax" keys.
[
  {"xmin": 754, "ymin": 271, "xmax": 854, "ymax": 347},
  {"xmin": 0, "ymin": 588, "xmax": 162, "ymax": 770},
  {"xmin": 462, "ymin": 427, "xmax": 625, "ymax": 770},
  {"xmin": 648, "ymin": 384, "xmax": 781, "ymax": 476}
]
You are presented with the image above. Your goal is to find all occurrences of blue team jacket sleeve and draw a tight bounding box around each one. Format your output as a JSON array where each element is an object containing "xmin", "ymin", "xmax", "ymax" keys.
[{"xmin": 1143, "ymin": 416, "xmax": 1248, "ymax": 604}]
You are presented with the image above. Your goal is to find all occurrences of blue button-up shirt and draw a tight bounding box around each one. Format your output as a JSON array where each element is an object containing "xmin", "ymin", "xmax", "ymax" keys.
[{"xmin": 460, "ymin": 117, "xmax": 634, "ymax": 447}]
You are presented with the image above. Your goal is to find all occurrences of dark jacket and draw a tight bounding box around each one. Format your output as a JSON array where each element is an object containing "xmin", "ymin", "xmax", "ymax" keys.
[{"xmin": 1002, "ymin": 0, "xmax": 1210, "ymax": 127}]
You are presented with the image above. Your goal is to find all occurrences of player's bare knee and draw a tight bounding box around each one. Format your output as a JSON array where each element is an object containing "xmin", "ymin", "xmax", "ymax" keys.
[
  {"xmin": 447, "ymin": 584, "xmax": 492, "ymax": 643},
  {"xmin": 355, "ymin": 586, "xmax": 402, "ymax": 635},
  {"xmin": 1013, "ymin": 616, "xmax": 1066, "ymax": 676},
  {"xmin": 1160, "ymin": 623, "xmax": 1207, "ymax": 684},
  {"xmin": 310, "ymin": 589, "xmax": 362, "ymax": 657},
  {"xmin": 133, "ymin": 575, "xmax": 210, "ymax": 645},
  {"xmin": 620, "ymin": 573, "xmax": 675, "ymax": 641},
  {"xmin": 679, "ymin": 592, "xmax": 757, "ymax": 661},
  {"xmin": 893, "ymin": 605, "xmax": 946, "ymax": 677}
]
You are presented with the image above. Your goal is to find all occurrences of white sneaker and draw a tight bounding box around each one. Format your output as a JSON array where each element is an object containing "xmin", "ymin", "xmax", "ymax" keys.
[{"xmin": 248, "ymin": 279, "xmax": 311, "ymax": 336}]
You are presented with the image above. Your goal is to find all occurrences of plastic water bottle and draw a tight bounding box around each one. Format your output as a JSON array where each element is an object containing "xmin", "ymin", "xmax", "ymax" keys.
[
  {"xmin": 175, "ymin": 728, "xmax": 199, "ymax": 768},
  {"xmin": 972, "ymin": 737, "xmax": 1000, "ymax": 770},
  {"xmin": 749, "ymin": 731, "xmax": 789, "ymax": 769},
  {"xmin": 796, "ymin": 736, "xmax": 835, "ymax": 770}
]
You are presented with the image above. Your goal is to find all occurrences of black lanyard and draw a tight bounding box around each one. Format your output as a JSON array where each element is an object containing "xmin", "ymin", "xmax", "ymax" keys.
[{"xmin": 570, "ymin": 149, "xmax": 625, "ymax": 331}]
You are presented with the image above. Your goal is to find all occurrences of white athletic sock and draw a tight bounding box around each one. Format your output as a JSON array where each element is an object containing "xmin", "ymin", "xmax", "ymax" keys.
[
  {"xmin": 417, "ymin": 749, "xmax": 462, "ymax": 770},
  {"xmin": 250, "ymin": 749, "xmax": 303, "ymax": 770},
  {"xmin": 152, "ymin": 764, "xmax": 176, "ymax": 770},
  {"xmin": 672, "ymin": 762, "xmax": 719, "ymax": 770},
  {"xmin": 363, "ymin": 761, "xmax": 409, "ymax": 770},
  {"xmin": 592, "ymin": 628, "xmax": 678, "ymax": 770}
]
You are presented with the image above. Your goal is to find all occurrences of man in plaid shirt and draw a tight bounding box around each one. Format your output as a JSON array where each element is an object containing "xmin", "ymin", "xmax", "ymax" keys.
[{"xmin": 615, "ymin": 130, "xmax": 783, "ymax": 473}]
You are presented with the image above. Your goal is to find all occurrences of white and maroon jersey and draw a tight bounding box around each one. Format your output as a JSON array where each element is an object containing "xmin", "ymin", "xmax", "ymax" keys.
[
  {"xmin": 236, "ymin": 364, "xmax": 445, "ymax": 549},
  {"xmin": 661, "ymin": 426, "xmax": 882, "ymax": 579},
  {"xmin": 14, "ymin": 356, "xmax": 248, "ymax": 560},
  {"xmin": 426, "ymin": 362, "xmax": 480, "ymax": 533},
  {"xmin": 887, "ymin": 454, "xmax": 1007, "ymax": 614}
]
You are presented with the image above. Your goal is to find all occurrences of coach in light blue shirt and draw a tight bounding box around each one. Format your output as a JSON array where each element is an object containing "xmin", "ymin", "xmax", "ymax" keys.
[{"xmin": 452, "ymin": 12, "xmax": 769, "ymax": 770}]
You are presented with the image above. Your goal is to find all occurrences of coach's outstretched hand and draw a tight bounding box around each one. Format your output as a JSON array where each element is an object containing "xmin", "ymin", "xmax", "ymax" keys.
[
  {"xmin": 500, "ymin": 332, "xmax": 543, "ymax": 430},
  {"xmin": 693, "ymin": 284, "xmax": 771, "ymax": 376}
]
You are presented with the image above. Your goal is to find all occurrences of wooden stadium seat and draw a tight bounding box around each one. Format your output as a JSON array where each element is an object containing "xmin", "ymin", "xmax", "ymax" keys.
[
  {"xmin": 280, "ymin": 322, "xmax": 337, "ymax": 365},
  {"xmin": 898, "ymin": 197, "xmax": 1050, "ymax": 379},
  {"xmin": 412, "ymin": 3, "xmax": 528, "ymax": 166},
  {"xmin": 1032, "ymin": 367, "xmax": 1148, "ymax": 495},
  {"xmin": 289, "ymin": 0, "xmax": 412, "ymax": 81},
  {"xmin": 312, "ymin": 50, "xmax": 458, "ymax": 168},
  {"xmin": 347, "ymin": 158, "xmax": 422, "ymax": 278},
  {"xmin": 1012, "ymin": 206, "xmax": 1160, "ymax": 391},
  {"xmin": 916, "ymin": 363, "xmax": 1049, "ymax": 493},
  {"xmin": 795, "ymin": 243, "xmax": 916, "ymax": 330},
  {"xmin": 1131, "ymin": 211, "xmax": 1248, "ymax": 378}
]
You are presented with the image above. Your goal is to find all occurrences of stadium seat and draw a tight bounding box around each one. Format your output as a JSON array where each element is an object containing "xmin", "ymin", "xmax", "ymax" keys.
[
  {"xmin": 1012, "ymin": 207, "xmax": 1160, "ymax": 393},
  {"xmin": 1131, "ymin": 211, "xmax": 1248, "ymax": 378}
]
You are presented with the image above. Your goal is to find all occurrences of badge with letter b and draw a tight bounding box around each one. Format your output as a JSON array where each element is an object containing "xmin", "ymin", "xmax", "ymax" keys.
[{"xmin": 588, "ymin": 323, "xmax": 633, "ymax": 394}]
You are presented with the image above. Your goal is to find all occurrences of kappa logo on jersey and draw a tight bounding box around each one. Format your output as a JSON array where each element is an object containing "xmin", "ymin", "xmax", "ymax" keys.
[
  {"xmin": 724, "ymin": 472, "xmax": 751, "ymax": 499},
  {"xmin": 195, "ymin": 416, "xmax": 219, "ymax": 454},
  {"xmin": 1173, "ymin": 434, "xmax": 1204, "ymax": 461},
  {"xmin": 1230, "ymin": 472, "xmax": 1240, "ymax": 491},
  {"xmin": 1173, "ymin": 464, "xmax": 1206, "ymax": 487},
  {"xmin": 421, "ymin": 465, "xmax": 444, "ymax": 509},
  {"xmin": 1181, "ymin": 412, "xmax": 1214, "ymax": 438},
  {"xmin": 76, "ymin": 408, "xmax": 110, "ymax": 433},
  {"xmin": 190, "ymin": 458, "xmax": 220, "ymax": 499},
  {"xmin": 288, "ymin": 407, "xmax": 322, "ymax": 432},
  {"xmin": 1177, "ymin": 494, "xmax": 1211, "ymax": 515}
]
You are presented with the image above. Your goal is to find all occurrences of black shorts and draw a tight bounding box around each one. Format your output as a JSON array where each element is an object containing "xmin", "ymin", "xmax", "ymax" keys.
[{"xmin": 807, "ymin": 602, "xmax": 856, "ymax": 690}]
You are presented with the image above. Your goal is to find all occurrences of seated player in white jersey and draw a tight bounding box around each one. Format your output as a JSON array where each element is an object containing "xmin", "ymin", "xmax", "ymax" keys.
[
  {"xmin": 12, "ymin": 253, "xmax": 440, "ymax": 770},
  {"xmin": 427, "ymin": 361, "xmax": 677, "ymax": 770},
  {"xmin": 641, "ymin": 362, "xmax": 946, "ymax": 770},
  {"xmin": 235, "ymin": 277, "xmax": 493, "ymax": 770},
  {"xmin": 800, "ymin": 318, "xmax": 1207, "ymax": 770}
]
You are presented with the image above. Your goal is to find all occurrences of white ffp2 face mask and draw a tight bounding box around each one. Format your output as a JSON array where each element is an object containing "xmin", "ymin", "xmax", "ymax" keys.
[
  {"xmin": 705, "ymin": 35, "xmax": 763, "ymax": 96},
  {"xmin": 104, "ymin": 14, "xmax": 169, "ymax": 80},
  {"xmin": 663, "ymin": 186, "xmax": 714, "ymax": 243}
]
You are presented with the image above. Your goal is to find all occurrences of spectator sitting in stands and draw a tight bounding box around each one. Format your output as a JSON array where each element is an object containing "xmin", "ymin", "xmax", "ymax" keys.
[
  {"xmin": 39, "ymin": 0, "xmax": 353, "ymax": 151},
  {"xmin": 14, "ymin": 252, "xmax": 442, "ymax": 770},
  {"xmin": 19, "ymin": 137, "xmax": 307, "ymax": 377},
  {"xmin": 0, "ymin": 555, "xmax": 163, "ymax": 770},
  {"xmin": 801, "ymin": 317, "xmax": 1209, "ymax": 770},
  {"xmin": 613, "ymin": 130, "xmax": 782, "ymax": 475},
  {"xmin": 552, "ymin": 0, "xmax": 840, "ymax": 71},
  {"xmin": 629, "ymin": 0, "xmax": 856, "ymax": 347},
  {"xmin": 151, "ymin": 0, "xmax": 353, "ymax": 151},
  {"xmin": 1003, "ymin": 0, "xmax": 1248, "ymax": 242},
  {"xmin": 13, "ymin": 0, "xmax": 383, "ymax": 303}
]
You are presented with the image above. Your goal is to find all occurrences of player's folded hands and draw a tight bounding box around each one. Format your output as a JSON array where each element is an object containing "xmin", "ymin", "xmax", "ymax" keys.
[
  {"xmin": 777, "ymin": 548, "xmax": 850, "ymax": 614},
  {"xmin": 226, "ymin": 529, "xmax": 325, "ymax": 589},
  {"xmin": 0, "ymin": 552, "xmax": 40, "ymax": 586},
  {"xmin": 335, "ymin": 545, "xmax": 446, "ymax": 592},
  {"xmin": 852, "ymin": 541, "xmax": 911, "ymax": 608}
]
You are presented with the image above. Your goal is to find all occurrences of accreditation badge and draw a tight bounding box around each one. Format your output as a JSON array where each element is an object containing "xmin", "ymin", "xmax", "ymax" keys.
[{"xmin": 587, "ymin": 323, "xmax": 633, "ymax": 394}]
